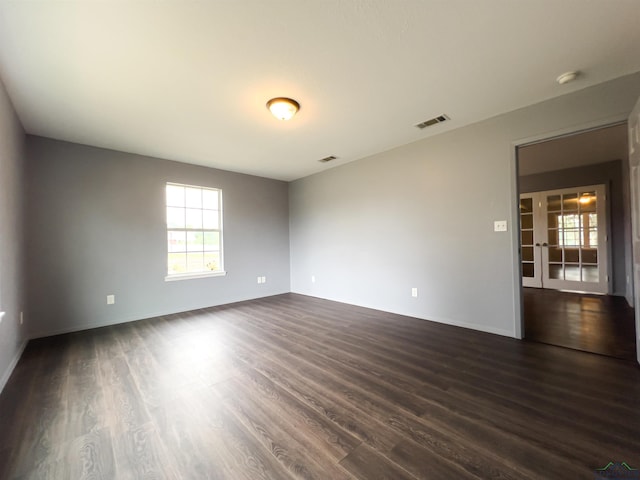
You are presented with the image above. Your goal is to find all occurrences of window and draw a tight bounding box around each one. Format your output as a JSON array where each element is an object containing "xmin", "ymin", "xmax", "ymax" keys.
[
  {"xmin": 165, "ymin": 183, "xmax": 224, "ymax": 280},
  {"xmin": 557, "ymin": 213, "xmax": 598, "ymax": 248}
]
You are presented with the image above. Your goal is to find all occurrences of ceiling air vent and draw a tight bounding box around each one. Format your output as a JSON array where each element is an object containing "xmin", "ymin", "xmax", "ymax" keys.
[
  {"xmin": 318, "ymin": 155, "xmax": 337, "ymax": 163},
  {"xmin": 415, "ymin": 114, "xmax": 449, "ymax": 129}
]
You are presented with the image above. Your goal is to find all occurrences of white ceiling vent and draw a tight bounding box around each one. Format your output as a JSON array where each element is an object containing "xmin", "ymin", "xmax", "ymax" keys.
[
  {"xmin": 415, "ymin": 114, "xmax": 449, "ymax": 129},
  {"xmin": 318, "ymin": 155, "xmax": 337, "ymax": 163}
]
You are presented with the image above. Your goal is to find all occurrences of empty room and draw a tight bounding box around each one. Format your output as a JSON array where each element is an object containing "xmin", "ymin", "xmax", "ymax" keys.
[{"xmin": 1, "ymin": 1, "xmax": 640, "ymax": 479}]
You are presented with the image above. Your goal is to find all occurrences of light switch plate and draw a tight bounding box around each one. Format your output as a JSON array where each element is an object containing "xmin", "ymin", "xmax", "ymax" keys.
[{"xmin": 494, "ymin": 220, "xmax": 508, "ymax": 232}]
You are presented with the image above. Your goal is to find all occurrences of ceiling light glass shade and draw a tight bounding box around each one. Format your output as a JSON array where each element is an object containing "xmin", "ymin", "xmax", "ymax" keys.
[{"xmin": 266, "ymin": 97, "xmax": 300, "ymax": 121}]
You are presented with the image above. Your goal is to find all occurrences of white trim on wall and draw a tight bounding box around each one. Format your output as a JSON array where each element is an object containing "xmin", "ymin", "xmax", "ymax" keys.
[{"xmin": 0, "ymin": 340, "xmax": 27, "ymax": 394}]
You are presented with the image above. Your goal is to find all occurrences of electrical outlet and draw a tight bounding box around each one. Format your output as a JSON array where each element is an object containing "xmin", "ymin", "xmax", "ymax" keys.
[
  {"xmin": 261, "ymin": 276, "xmax": 266, "ymax": 284},
  {"xmin": 107, "ymin": 295, "xmax": 115, "ymax": 305},
  {"xmin": 257, "ymin": 276, "xmax": 262, "ymax": 284},
  {"xmin": 494, "ymin": 220, "xmax": 508, "ymax": 232},
  {"xmin": 411, "ymin": 287, "xmax": 418, "ymax": 298},
  {"xmin": 311, "ymin": 275, "xmax": 316, "ymax": 283}
]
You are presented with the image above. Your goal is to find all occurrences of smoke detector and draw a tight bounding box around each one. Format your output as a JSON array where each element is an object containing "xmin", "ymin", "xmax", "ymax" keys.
[{"xmin": 556, "ymin": 71, "xmax": 579, "ymax": 85}]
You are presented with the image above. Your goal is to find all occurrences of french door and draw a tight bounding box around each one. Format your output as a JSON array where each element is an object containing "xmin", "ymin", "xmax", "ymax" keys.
[{"xmin": 520, "ymin": 185, "xmax": 609, "ymax": 294}]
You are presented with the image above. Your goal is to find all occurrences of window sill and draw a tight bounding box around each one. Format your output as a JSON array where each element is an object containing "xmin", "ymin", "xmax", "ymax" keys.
[{"xmin": 165, "ymin": 271, "xmax": 227, "ymax": 282}]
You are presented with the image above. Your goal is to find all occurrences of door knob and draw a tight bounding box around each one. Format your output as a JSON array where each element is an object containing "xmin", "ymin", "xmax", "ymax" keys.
[
  {"xmin": 535, "ymin": 243, "xmax": 540, "ymax": 246},
  {"xmin": 542, "ymin": 242, "xmax": 548, "ymax": 247}
]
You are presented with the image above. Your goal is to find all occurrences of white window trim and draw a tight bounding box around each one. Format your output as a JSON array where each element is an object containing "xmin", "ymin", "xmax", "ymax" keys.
[
  {"xmin": 165, "ymin": 182, "xmax": 224, "ymax": 280},
  {"xmin": 165, "ymin": 271, "xmax": 227, "ymax": 282}
]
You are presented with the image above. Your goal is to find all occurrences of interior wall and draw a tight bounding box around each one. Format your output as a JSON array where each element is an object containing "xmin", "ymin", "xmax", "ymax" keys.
[
  {"xmin": 25, "ymin": 136, "xmax": 291, "ymax": 338},
  {"xmin": 0, "ymin": 76, "xmax": 26, "ymax": 391},
  {"xmin": 289, "ymin": 72, "xmax": 640, "ymax": 338},
  {"xmin": 519, "ymin": 160, "xmax": 629, "ymax": 298},
  {"xmin": 627, "ymin": 96, "xmax": 640, "ymax": 364}
]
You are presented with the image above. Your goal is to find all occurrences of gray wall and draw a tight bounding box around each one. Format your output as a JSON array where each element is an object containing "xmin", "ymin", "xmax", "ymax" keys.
[
  {"xmin": 25, "ymin": 137, "xmax": 290, "ymax": 338},
  {"xmin": 519, "ymin": 160, "xmax": 629, "ymax": 298},
  {"xmin": 289, "ymin": 72, "xmax": 640, "ymax": 338},
  {"xmin": 0, "ymin": 77, "xmax": 26, "ymax": 390}
]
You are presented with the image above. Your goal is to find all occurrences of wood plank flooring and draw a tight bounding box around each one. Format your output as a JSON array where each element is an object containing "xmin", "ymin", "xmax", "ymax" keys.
[
  {"xmin": 523, "ymin": 287, "xmax": 637, "ymax": 360},
  {"xmin": 1, "ymin": 293, "xmax": 639, "ymax": 479}
]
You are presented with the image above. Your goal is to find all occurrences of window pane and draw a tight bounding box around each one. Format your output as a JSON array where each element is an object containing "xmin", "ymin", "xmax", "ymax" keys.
[
  {"xmin": 203, "ymin": 189, "xmax": 219, "ymax": 210},
  {"xmin": 187, "ymin": 252, "xmax": 204, "ymax": 272},
  {"xmin": 522, "ymin": 246, "xmax": 533, "ymax": 262},
  {"xmin": 549, "ymin": 264, "xmax": 563, "ymax": 280},
  {"xmin": 547, "ymin": 195, "xmax": 561, "ymax": 212},
  {"xmin": 166, "ymin": 185, "xmax": 185, "ymax": 207},
  {"xmin": 589, "ymin": 213, "xmax": 598, "ymax": 227},
  {"xmin": 521, "ymin": 230, "xmax": 533, "ymax": 245},
  {"xmin": 520, "ymin": 214, "xmax": 533, "ymax": 229},
  {"xmin": 168, "ymin": 253, "xmax": 186, "ymax": 274},
  {"xmin": 548, "ymin": 229, "xmax": 558, "ymax": 246},
  {"xmin": 186, "ymin": 231, "xmax": 204, "ymax": 252},
  {"xmin": 579, "ymin": 191, "xmax": 597, "ymax": 212},
  {"xmin": 589, "ymin": 229, "xmax": 598, "ymax": 247},
  {"xmin": 561, "ymin": 214, "xmax": 580, "ymax": 229},
  {"xmin": 168, "ymin": 231, "xmax": 186, "ymax": 252},
  {"xmin": 565, "ymin": 248, "xmax": 579, "ymax": 263},
  {"xmin": 563, "ymin": 230, "xmax": 580, "ymax": 247},
  {"xmin": 167, "ymin": 207, "xmax": 185, "ymax": 228},
  {"xmin": 583, "ymin": 265, "xmax": 599, "ymax": 282},
  {"xmin": 548, "ymin": 214, "xmax": 559, "ymax": 229},
  {"xmin": 522, "ymin": 263, "xmax": 534, "ymax": 277},
  {"xmin": 203, "ymin": 231, "xmax": 220, "ymax": 251},
  {"xmin": 582, "ymin": 248, "xmax": 597, "ymax": 264},
  {"xmin": 563, "ymin": 193, "xmax": 578, "ymax": 211},
  {"xmin": 204, "ymin": 252, "xmax": 221, "ymax": 271},
  {"xmin": 185, "ymin": 208, "xmax": 203, "ymax": 229},
  {"xmin": 203, "ymin": 210, "xmax": 219, "ymax": 229},
  {"xmin": 548, "ymin": 247, "xmax": 562, "ymax": 262},
  {"xmin": 185, "ymin": 188, "xmax": 202, "ymax": 208}
]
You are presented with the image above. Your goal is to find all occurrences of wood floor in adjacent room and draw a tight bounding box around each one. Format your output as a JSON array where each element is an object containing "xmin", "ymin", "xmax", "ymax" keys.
[
  {"xmin": 523, "ymin": 287, "xmax": 637, "ymax": 360},
  {"xmin": 1, "ymin": 294, "xmax": 639, "ymax": 479}
]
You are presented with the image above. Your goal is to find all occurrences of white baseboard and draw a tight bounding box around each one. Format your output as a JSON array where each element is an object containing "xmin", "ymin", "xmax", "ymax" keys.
[
  {"xmin": 291, "ymin": 290, "xmax": 516, "ymax": 338},
  {"xmin": 28, "ymin": 290, "xmax": 290, "ymax": 339},
  {"xmin": 0, "ymin": 339, "xmax": 28, "ymax": 395}
]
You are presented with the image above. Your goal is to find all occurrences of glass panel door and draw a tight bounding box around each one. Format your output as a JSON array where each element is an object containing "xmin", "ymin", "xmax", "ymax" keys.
[
  {"xmin": 520, "ymin": 195, "xmax": 541, "ymax": 288},
  {"xmin": 520, "ymin": 185, "xmax": 608, "ymax": 294},
  {"xmin": 543, "ymin": 185, "xmax": 607, "ymax": 293}
]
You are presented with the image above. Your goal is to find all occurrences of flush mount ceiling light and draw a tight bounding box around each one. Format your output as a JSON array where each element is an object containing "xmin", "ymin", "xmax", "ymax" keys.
[
  {"xmin": 266, "ymin": 97, "xmax": 300, "ymax": 121},
  {"xmin": 556, "ymin": 71, "xmax": 579, "ymax": 85}
]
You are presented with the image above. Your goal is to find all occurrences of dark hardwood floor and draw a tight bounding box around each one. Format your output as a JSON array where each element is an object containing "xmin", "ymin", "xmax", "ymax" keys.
[
  {"xmin": 523, "ymin": 287, "xmax": 637, "ymax": 360},
  {"xmin": 1, "ymin": 293, "xmax": 639, "ymax": 479}
]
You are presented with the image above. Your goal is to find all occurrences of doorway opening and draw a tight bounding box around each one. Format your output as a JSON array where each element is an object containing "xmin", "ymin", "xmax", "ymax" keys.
[{"xmin": 517, "ymin": 123, "xmax": 637, "ymax": 360}]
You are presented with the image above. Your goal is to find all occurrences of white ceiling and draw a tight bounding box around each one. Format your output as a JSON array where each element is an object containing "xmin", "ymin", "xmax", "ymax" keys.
[{"xmin": 0, "ymin": 1, "xmax": 639, "ymax": 181}]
